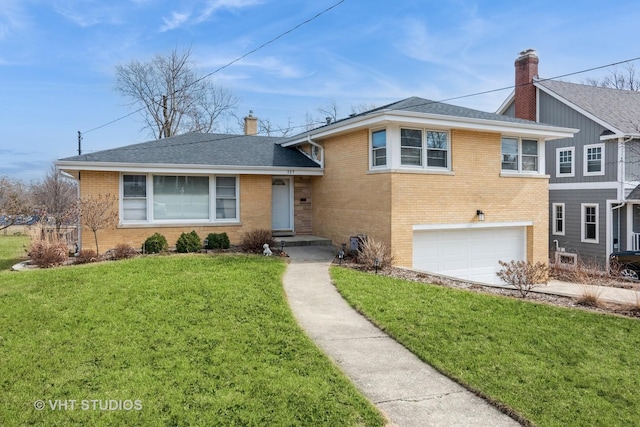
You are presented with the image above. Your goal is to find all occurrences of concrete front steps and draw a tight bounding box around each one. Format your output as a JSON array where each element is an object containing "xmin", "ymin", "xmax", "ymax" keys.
[{"xmin": 274, "ymin": 235, "xmax": 332, "ymax": 247}]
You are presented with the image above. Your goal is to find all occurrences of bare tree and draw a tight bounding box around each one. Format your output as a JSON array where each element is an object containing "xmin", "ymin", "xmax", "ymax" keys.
[
  {"xmin": 31, "ymin": 166, "xmax": 78, "ymax": 233},
  {"xmin": 258, "ymin": 117, "xmax": 295, "ymax": 137},
  {"xmin": 0, "ymin": 176, "xmax": 35, "ymax": 231},
  {"xmin": 115, "ymin": 47, "xmax": 239, "ymax": 139},
  {"xmin": 584, "ymin": 64, "xmax": 640, "ymax": 91},
  {"xmin": 78, "ymin": 194, "xmax": 118, "ymax": 255}
]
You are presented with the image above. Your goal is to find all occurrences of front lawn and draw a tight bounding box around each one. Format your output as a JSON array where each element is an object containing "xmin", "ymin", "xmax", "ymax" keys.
[
  {"xmin": 331, "ymin": 267, "xmax": 640, "ymax": 427},
  {"xmin": 0, "ymin": 254, "xmax": 383, "ymax": 426},
  {"xmin": 0, "ymin": 233, "xmax": 29, "ymax": 270}
]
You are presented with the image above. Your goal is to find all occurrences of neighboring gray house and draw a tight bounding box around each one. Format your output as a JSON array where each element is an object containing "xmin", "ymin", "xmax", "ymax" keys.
[{"xmin": 499, "ymin": 49, "xmax": 640, "ymax": 267}]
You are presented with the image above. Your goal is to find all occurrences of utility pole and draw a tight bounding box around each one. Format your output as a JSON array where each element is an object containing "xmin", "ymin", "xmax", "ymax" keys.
[{"xmin": 77, "ymin": 131, "xmax": 82, "ymax": 155}]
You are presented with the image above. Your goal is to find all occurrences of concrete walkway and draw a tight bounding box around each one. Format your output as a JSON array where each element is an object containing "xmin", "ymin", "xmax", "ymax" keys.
[
  {"xmin": 536, "ymin": 279, "xmax": 639, "ymax": 305},
  {"xmin": 283, "ymin": 246, "xmax": 520, "ymax": 427}
]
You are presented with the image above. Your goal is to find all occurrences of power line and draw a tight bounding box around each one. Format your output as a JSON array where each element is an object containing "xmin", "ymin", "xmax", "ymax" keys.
[{"xmin": 81, "ymin": 0, "xmax": 345, "ymax": 136}]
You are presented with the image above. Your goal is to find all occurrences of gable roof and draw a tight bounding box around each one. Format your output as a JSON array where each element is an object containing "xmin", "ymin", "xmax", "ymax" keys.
[
  {"xmin": 283, "ymin": 96, "xmax": 577, "ymax": 146},
  {"xmin": 536, "ymin": 79, "xmax": 640, "ymax": 137},
  {"xmin": 57, "ymin": 133, "xmax": 320, "ymax": 175}
]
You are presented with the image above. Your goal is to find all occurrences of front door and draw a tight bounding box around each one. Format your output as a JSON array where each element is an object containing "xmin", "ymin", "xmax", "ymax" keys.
[{"xmin": 272, "ymin": 177, "xmax": 292, "ymax": 231}]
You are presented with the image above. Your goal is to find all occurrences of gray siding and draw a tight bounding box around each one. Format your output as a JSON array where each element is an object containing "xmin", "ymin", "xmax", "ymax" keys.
[
  {"xmin": 540, "ymin": 91, "xmax": 618, "ymax": 184},
  {"xmin": 625, "ymin": 139, "xmax": 640, "ymax": 182},
  {"xmin": 549, "ymin": 188, "xmax": 616, "ymax": 264}
]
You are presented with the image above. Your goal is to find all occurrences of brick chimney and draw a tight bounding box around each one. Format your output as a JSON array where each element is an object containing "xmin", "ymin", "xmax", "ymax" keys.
[
  {"xmin": 244, "ymin": 111, "xmax": 258, "ymax": 136},
  {"xmin": 514, "ymin": 49, "xmax": 539, "ymax": 121}
]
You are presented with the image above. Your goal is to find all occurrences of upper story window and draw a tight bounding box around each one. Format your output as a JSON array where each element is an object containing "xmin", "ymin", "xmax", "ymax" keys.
[
  {"xmin": 556, "ymin": 147, "xmax": 575, "ymax": 177},
  {"xmin": 399, "ymin": 128, "xmax": 449, "ymax": 169},
  {"xmin": 501, "ymin": 137, "xmax": 539, "ymax": 173},
  {"xmin": 401, "ymin": 129, "xmax": 422, "ymax": 166},
  {"xmin": 371, "ymin": 129, "xmax": 387, "ymax": 167},
  {"xmin": 584, "ymin": 143, "xmax": 605, "ymax": 176},
  {"xmin": 121, "ymin": 174, "xmax": 239, "ymax": 224}
]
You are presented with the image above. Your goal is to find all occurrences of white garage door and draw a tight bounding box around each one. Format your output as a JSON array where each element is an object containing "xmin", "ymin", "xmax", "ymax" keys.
[{"xmin": 412, "ymin": 226, "xmax": 525, "ymax": 284}]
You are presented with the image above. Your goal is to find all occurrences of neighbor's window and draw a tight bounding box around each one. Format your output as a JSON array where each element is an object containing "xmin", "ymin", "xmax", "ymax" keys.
[
  {"xmin": 215, "ymin": 176, "xmax": 237, "ymax": 220},
  {"xmin": 582, "ymin": 203, "xmax": 599, "ymax": 243},
  {"xmin": 501, "ymin": 137, "xmax": 539, "ymax": 173},
  {"xmin": 556, "ymin": 147, "xmax": 575, "ymax": 177},
  {"xmin": 371, "ymin": 129, "xmax": 387, "ymax": 167},
  {"xmin": 584, "ymin": 143, "xmax": 604, "ymax": 175},
  {"xmin": 552, "ymin": 203, "xmax": 565, "ymax": 235},
  {"xmin": 122, "ymin": 175, "xmax": 147, "ymax": 221}
]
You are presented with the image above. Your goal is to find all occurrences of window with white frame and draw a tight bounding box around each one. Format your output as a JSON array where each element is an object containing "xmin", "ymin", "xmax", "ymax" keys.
[
  {"xmin": 400, "ymin": 128, "xmax": 422, "ymax": 166},
  {"xmin": 427, "ymin": 131, "xmax": 448, "ymax": 168},
  {"xmin": 556, "ymin": 147, "xmax": 574, "ymax": 177},
  {"xmin": 581, "ymin": 203, "xmax": 599, "ymax": 243},
  {"xmin": 399, "ymin": 128, "xmax": 449, "ymax": 169},
  {"xmin": 552, "ymin": 203, "xmax": 565, "ymax": 235},
  {"xmin": 501, "ymin": 137, "xmax": 540, "ymax": 173},
  {"xmin": 122, "ymin": 175, "xmax": 147, "ymax": 221},
  {"xmin": 371, "ymin": 129, "xmax": 387, "ymax": 167},
  {"xmin": 121, "ymin": 174, "xmax": 238, "ymax": 223},
  {"xmin": 584, "ymin": 143, "xmax": 604, "ymax": 175}
]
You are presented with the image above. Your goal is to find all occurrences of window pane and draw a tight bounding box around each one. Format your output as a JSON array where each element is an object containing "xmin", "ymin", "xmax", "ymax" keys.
[
  {"xmin": 401, "ymin": 129, "xmax": 422, "ymax": 166},
  {"xmin": 522, "ymin": 155, "xmax": 538, "ymax": 171},
  {"xmin": 522, "ymin": 140, "xmax": 538, "ymax": 155},
  {"xmin": 153, "ymin": 176, "xmax": 209, "ymax": 220},
  {"xmin": 123, "ymin": 175, "xmax": 147, "ymax": 221},
  {"xmin": 216, "ymin": 177, "xmax": 237, "ymax": 220},
  {"xmin": 501, "ymin": 138, "xmax": 518, "ymax": 170},
  {"xmin": 427, "ymin": 131, "xmax": 447, "ymax": 149},
  {"xmin": 372, "ymin": 130, "xmax": 387, "ymax": 167},
  {"xmin": 427, "ymin": 150, "xmax": 447, "ymax": 167},
  {"xmin": 123, "ymin": 175, "xmax": 146, "ymax": 197}
]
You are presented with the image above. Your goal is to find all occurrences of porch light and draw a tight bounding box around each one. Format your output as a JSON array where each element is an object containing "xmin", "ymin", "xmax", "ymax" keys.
[
  {"xmin": 280, "ymin": 240, "xmax": 285, "ymax": 252},
  {"xmin": 374, "ymin": 257, "xmax": 380, "ymax": 274},
  {"xmin": 338, "ymin": 243, "xmax": 346, "ymax": 265},
  {"xmin": 476, "ymin": 210, "xmax": 485, "ymax": 222}
]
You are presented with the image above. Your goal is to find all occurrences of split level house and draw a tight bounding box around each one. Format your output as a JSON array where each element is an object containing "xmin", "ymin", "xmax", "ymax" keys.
[
  {"xmin": 499, "ymin": 49, "xmax": 640, "ymax": 267},
  {"xmin": 56, "ymin": 97, "xmax": 576, "ymax": 284}
]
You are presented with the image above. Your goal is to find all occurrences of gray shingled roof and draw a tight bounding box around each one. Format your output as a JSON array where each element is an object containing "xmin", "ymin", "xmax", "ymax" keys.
[
  {"xmin": 59, "ymin": 133, "xmax": 320, "ymax": 168},
  {"xmin": 537, "ymin": 79, "xmax": 640, "ymax": 134}
]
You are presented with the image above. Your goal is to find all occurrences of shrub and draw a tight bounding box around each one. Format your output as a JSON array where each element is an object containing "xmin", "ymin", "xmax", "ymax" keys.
[
  {"xmin": 577, "ymin": 284, "xmax": 604, "ymax": 307},
  {"xmin": 75, "ymin": 249, "xmax": 98, "ymax": 265},
  {"xmin": 176, "ymin": 230, "xmax": 202, "ymax": 253},
  {"xmin": 241, "ymin": 229, "xmax": 275, "ymax": 253},
  {"xmin": 497, "ymin": 260, "xmax": 549, "ymax": 297},
  {"xmin": 29, "ymin": 240, "xmax": 69, "ymax": 268},
  {"xmin": 357, "ymin": 237, "xmax": 394, "ymax": 271},
  {"xmin": 111, "ymin": 243, "xmax": 139, "ymax": 260},
  {"xmin": 143, "ymin": 233, "xmax": 168, "ymax": 254},
  {"xmin": 205, "ymin": 232, "xmax": 231, "ymax": 250}
]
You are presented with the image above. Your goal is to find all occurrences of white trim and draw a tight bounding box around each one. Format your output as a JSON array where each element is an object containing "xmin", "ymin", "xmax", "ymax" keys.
[
  {"xmin": 549, "ymin": 181, "xmax": 619, "ymax": 191},
  {"xmin": 283, "ymin": 109, "xmax": 577, "ymax": 147},
  {"xmin": 583, "ymin": 143, "xmax": 606, "ymax": 176},
  {"xmin": 370, "ymin": 128, "xmax": 388, "ymax": 169},
  {"xmin": 56, "ymin": 161, "xmax": 323, "ymax": 176},
  {"xmin": 552, "ymin": 203, "xmax": 565, "ymax": 236},
  {"xmin": 412, "ymin": 221, "xmax": 533, "ymax": 231},
  {"xmin": 581, "ymin": 203, "xmax": 599, "ymax": 244},
  {"xmin": 556, "ymin": 146, "xmax": 575, "ymax": 178}
]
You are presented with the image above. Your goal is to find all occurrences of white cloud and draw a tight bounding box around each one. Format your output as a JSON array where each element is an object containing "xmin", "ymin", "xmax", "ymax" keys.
[
  {"xmin": 197, "ymin": 0, "xmax": 264, "ymax": 23},
  {"xmin": 159, "ymin": 11, "xmax": 191, "ymax": 32},
  {"xmin": 0, "ymin": 0, "xmax": 28, "ymax": 40},
  {"xmin": 52, "ymin": 1, "xmax": 124, "ymax": 27}
]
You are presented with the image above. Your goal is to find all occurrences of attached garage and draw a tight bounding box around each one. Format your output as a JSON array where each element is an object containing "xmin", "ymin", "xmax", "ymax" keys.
[{"xmin": 412, "ymin": 223, "xmax": 529, "ymax": 284}]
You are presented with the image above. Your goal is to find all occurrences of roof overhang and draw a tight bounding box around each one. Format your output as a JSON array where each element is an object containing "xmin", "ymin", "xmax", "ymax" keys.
[
  {"xmin": 282, "ymin": 109, "xmax": 577, "ymax": 146},
  {"xmin": 55, "ymin": 160, "xmax": 323, "ymax": 179}
]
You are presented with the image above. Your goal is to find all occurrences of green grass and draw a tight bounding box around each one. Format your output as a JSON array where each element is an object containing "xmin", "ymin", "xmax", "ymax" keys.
[
  {"xmin": 0, "ymin": 253, "xmax": 383, "ymax": 426},
  {"xmin": 0, "ymin": 234, "xmax": 30, "ymax": 271},
  {"xmin": 331, "ymin": 267, "xmax": 640, "ymax": 427}
]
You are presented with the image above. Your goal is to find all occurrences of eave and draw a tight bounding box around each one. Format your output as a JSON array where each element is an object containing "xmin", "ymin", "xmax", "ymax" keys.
[
  {"xmin": 282, "ymin": 109, "xmax": 577, "ymax": 146},
  {"xmin": 55, "ymin": 160, "xmax": 323, "ymax": 179}
]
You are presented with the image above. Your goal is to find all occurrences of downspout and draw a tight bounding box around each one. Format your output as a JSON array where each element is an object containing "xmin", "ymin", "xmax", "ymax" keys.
[{"xmin": 306, "ymin": 135, "xmax": 324, "ymax": 169}]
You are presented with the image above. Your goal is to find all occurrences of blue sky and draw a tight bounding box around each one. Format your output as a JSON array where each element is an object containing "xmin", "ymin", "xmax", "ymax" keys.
[{"xmin": 2, "ymin": 0, "xmax": 640, "ymax": 181}]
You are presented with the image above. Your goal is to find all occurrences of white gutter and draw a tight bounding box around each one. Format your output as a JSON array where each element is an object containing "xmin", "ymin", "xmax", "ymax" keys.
[
  {"xmin": 282, "ymin": 110, "xmax": 577, "ymax": 147},
  {"xmin": 54, "ymin": 161, "xmax": 324, "ymax": 176}
]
